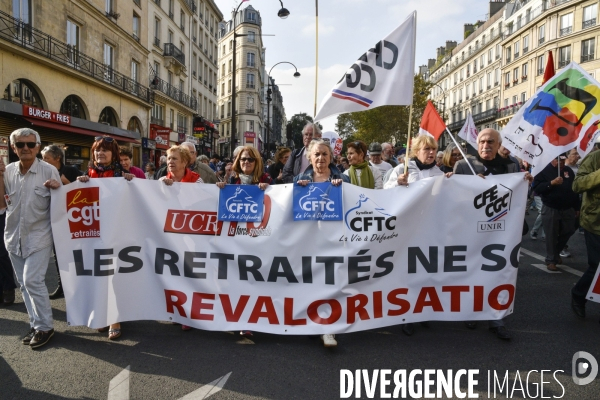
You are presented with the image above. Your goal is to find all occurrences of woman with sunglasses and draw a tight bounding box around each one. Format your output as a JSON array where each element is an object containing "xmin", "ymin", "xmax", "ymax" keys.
[
  {"xmin": 76, "ymin": 136, "xmax": 134, "ymax": 340},
  {"xmin": 343, "ymin": 140, "xmax": 383, "ymax": 189},
  {"xmin": 216, "ymin": 146, "xmax": 271, "ymax": 337},
  {"xmin": 439, "ymin": 144, "xmax": 464, "ymax": 173}
]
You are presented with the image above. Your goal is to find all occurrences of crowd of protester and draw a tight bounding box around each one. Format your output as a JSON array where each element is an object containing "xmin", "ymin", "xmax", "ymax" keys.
[{"xmin": 0, "ymin": 123, "xmax": 599, "ymax": 350}]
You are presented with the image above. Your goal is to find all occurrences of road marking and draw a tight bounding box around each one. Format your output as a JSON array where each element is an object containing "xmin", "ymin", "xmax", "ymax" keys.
[
  {"xmin": 521, "ymin": 248, "xmax": 583, "ymax": 277},
  {"xmin": 108, "ymin": 366, "xmax": 130, "ymax": 400},
  {"xmin": 179, "ymin": 372, "xmax": 232, "ymax": 400}
]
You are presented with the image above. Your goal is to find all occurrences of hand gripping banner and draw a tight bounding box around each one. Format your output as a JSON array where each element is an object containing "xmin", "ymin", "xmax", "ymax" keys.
[{"xmin": 51, "ymin": 174, "xmax": 527, "ymax": 334}]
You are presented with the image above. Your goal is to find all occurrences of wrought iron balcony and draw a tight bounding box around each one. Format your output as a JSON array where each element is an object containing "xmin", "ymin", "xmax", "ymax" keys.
[
  {"xmin": 581, "ymin": 54, "xmax": 594, "ymax": 63},
  {"xmin": 245, "ymin": 108, "xmax": 255, "ymax": 113},
  {"xmin": 558, "ymin": 59, "xmax": 570, "ymax": 68},
  {"xmin": 447, "ymin": 119, "xmax": 465, "ymax": 132},
  {"xmin": 181, "ymin": 0, "xmax": 196, "ymax": 14},
  {"xmin": 539, "ymin": 37, "xmax": 545, "ymax": 45},
  {"xmin": 560, "ymin": 26, "xmax": 572, "ymax": 36},
  {"xmin": 473, "ymin": 108, "xmax": 498, "ymax": 123},
  {"xmin": 150, "ymin": 75, "xmax": 198, "ymax": 111},
  {"xmin": 151, "ymin": 117, "xmax": 164, "ymax": 126},
  {"xmin": 163, "ymin": 43, "xmax": 185, "ymax": 66},
  {"xmin": 537, "ymin": 68, "xmax": 544, "ymax": 75},
  {"xmin": 583, "ymin": 19, "xmax": 596, "ymax": 29},
  {"xmin": 154, "ymin": 37, "xmax": 160, "ymax": 47},
  {"xmin": 0, "ymin": 10, "xmax": 150, "ymax": 103}
]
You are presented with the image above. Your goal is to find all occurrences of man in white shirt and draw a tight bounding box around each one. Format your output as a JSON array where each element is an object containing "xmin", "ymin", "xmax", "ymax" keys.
[{"xmin": 368, "ymin": 142, "xmax": 392, "ymax": 176}]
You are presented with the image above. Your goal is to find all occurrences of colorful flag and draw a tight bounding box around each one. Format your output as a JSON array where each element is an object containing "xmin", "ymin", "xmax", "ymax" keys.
[
  {"xmin": 418, "ymin": 101, "xmax": 446, "ymax": 140},
  {"xmin": 500, "ymin": 62, "xmax": 600, "ymax": 176},
  {"xmin": 543, "ymin": 50, "xmax": 555, "ymax": 84},
  {"xmin": 457, "ymin": 112, "xmax": 478, "ymax": 149},
  {"xmin": 314, "ymin": 12, "xmax": 416, "ymax": 122}
]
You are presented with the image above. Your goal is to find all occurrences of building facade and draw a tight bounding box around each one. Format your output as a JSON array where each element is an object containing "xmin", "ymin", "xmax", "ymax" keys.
[
  {"xmin": 266, "ymin": 76, "xmax": 286, "ymax": 150},
  {"xmin": 0, "ymin": 0, "xmax": 151, "ymax": 168},
  {"xmin": 217, "ymin": 5, "xmax": 266, "ymax": 157}
]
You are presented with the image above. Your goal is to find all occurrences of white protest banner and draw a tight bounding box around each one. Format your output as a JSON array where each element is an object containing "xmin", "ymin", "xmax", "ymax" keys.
[
  {"xmin": 500, "ymin": 62, "xmax": 600, "ymax": 176},
  {"xmin": 458, "ymin": 112, "xmax": 479, "ymax": 149},
  {"xmin": 51, "ymin": 174, "xmax": 526, "ymax": 334},
  {"xmin": 314, "ymin": 12, "xmax": 416, "ymax": 122}
]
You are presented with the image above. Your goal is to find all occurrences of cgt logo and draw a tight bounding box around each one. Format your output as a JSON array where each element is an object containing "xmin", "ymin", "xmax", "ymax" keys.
[
  {"xmin": 66, "ymin": 187, "xmax": 100, "ymax": 239},
  {"xmin": 474, "ymin": 184, "xmax": 513, "ymax": 233}
]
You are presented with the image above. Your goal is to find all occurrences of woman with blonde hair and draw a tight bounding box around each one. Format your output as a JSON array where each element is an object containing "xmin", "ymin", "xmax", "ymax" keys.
[
  {"xmin": 217, "ymin": 146, "xmax": 272, "ymax": 189},
  {"xmin": 440, "ymin": 143, "xmax": 464, "ymax": 173},
  {"xmin": 160, "ymin": 145, "xmax": 204, "ymax": 185}
]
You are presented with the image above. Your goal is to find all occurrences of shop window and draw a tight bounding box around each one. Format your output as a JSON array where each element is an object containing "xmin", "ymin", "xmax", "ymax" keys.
[
  {"xmin": 3, "ymin": 79, "xmax": 42, "ymax": 107},
  {"xmin": 127, "ymin": 117, "xmax": 143, "ymax": 135},
  {"xmin": 60, "ymin": 95, "xmax": 86, "ymax": 119},
  {"xmin": 99, "ymin": 106, "xmax": 119, "ymax": 127}
]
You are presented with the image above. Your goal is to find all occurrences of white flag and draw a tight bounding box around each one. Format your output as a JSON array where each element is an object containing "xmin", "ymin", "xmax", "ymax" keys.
[
  {"xmin": 457, "ymin": 113, "xmax": 479, "ymax": 149},
  {"xmin": 314, "ymin": 12, "xmax": 416, "ymax": 122},
  {"xmin": 500, "ymin": 62, "xmax": 600, "ymax": 176}
]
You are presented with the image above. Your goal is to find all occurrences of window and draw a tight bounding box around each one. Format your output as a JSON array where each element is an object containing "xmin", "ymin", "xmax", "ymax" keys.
[
  {"xmin": 505, "ymin": 72, "xmax": 511, "ymax": 86},
  {"xmin": 133, "ymin": 14, "xmax": 140, "ymax": 41},
  {"xmin": 246, "ymin": 73, "xmax": 255, "ymax": 88},
  {"xmin": 99, "ymin": 107, "xmax": 118, "ymax": 126},
  {"xmin": 131, "ymin": 60, "xmax": 139, "ymax": 82},
  {"xmin": 167, "ymin": 71, "xmax": 173, "ymax": 87},
  {"xmin": 560, "ymin": 13, "xmax": 573, "ymax": 36},
  {"xmin": 517, "ymin": 15, "xmax": 522, "ymax": 29},
  {"xmin": 180, "ymin": 11, "xmax": 185, "ymax": 31},
  {"xmin": 105, "ymin": 0, "xmax": 113, "ymax": 14},
  {"xmin": 521, "ymin": 92, "xmax": 526, "ymax": 103},
  {"xmin": 177, "ymin": 114, "xmax": 187, "ymax": 134},
  {"xmin": 537, "ymin": 55, "xmax": 545, "ymax": 75},
  {"xmin": 248, "ymin": 120, "xmax": 254, "ymax": 132},
  {"xmin": 248, "ymin": 31, "xmax": 255, "ymax": 43},
  {"xmin": 522, "ymin": 63, "xmax": 528, "ymax": 80},
  {"xmin": 192, "ymin": 21, "xmax": 197, "ymax": 42},
  {"xmin": 581, "ymin": 38, "xmax": 595, "ymax": 62},
  {"xmin": 513, "ymin": 68, "xmax": 519, "ymax": 83},
  {"xmin": 514, "ymin": 42, "xmax": 520, "ymax": 58},
  {"xmin": 228, "ymin": 79, "xmax": 231, "ymax": 93},
  {"xmin": 488, "ymin": 49, "xmax": 493, "ymax": 64},
  {"xmin": 512, "ymin": 95, "xmax": 517, "ymax": 105},
  {"xmin": 458, "ymin": 89, "xmax": 462, "ymax": 102},
  {"xmin": 154, "ymin": 18, "xmax": 161, "ymax": 46},
  {"xmin": 495, "ymin": 68, "xmax": 500, "ymax": 85},
  {"xmin": 66, "ymin": 20, "xmax": 79, "ymax": 64},
  {"xmin": 247, "ymin": 52, "xmax": 255, "ymax": 67},
  {"xmin": 558, "ymin": 45, "xmax": 571, "ymax": 67},
  {"xmin": 523, "ymin": 35, "xmax": 529, "ymax": 53},
  {"xmin": 152, "ymin": 104, "xmax": 164, "ymax": 123},
  {"xmin": 583, "ymin": 4, "xmax": 597, "ymax": 29},
  {"xmin": 506, "ymin": 46, "xmax": 511, "ymax": 63},
  {"xmin": 192, "ymin": 53, "xmax": 197, "ymax": 76},
  {"xmin": 495, "ymin": 44, "xmax": 500, "ymax": 59},
  {"xmin": 154, "ymin": 61, "xmax": 160, "ymax": 78},
  {"xmin": 539, "ymin": 25, "xmax": 545, "ymax": 44},
  {"xmin": 487, "ymin": 72, "xmax": 492, "ymax": 88},
  {"xmin": 247, "ymin": 11, "xmax": 257, "ymax": 22},
  {"xmin": 103, "ymin": 43, "xmax": 114, "ymax": 81},
  {"xmin": 169, "ymin": 109, "xmax": 174, "ymax": 129},
  {"xmin": 60, "ymin": 95, "xmax": 86, "ymax": 119},
  {"xmin": 247, "ymin": 96, "xmax": 254, "ymax": 112},
  {"xmin": 13, "ymin": 0, "xmax": 32, "ymax": 40},
  {"xmin": 168, "ymin": 0, "xmax": 174, "ymax": 18}
]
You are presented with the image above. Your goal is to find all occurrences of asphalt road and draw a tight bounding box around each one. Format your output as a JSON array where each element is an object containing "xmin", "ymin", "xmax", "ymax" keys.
[{"xmin": 1, "ymin": 211, "xmax": 599, "ymax": 400}]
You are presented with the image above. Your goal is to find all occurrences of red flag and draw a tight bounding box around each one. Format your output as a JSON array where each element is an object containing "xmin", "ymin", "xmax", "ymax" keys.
[
  {"xmin": 543, "ymin": 51, "xmax": 555, "ymax": 84},
  {"xmin": 418, "ymin": 101, "xmax": 446, "ymax": 140}
]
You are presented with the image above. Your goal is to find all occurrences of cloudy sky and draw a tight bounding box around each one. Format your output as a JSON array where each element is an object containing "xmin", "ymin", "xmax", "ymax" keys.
[{"xmin": 213, "ymin": 0, "xmax": 490, "ymax": 132}]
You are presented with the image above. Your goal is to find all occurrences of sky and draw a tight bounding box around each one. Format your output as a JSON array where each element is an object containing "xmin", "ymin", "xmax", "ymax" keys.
[{"xmin": 213, "ymin": 0, "xmax": 490, "ymax": 132}]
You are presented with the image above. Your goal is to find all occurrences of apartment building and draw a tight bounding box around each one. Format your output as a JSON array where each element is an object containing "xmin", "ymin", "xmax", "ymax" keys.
[
  {"xmin": 498, "ymin": 0, "xmax": 600, "ymax": 129},
  {"xmin": 0, "ymin": 0, "xmax": 150, "ymax": 168},
  {"xmin": 217, "ymin": 5, "xmax": 266, "ymax": 157},
  {"xmin": 266, "ymin": 76, "xmax": 286, "ymax": 149},
  {"xmin": 148, "ymin": 0, "xmax": 222, "ymax": 165},
  {"xmin": 427, "ymin": 1, "xmax": 508, "ymax": 148}
]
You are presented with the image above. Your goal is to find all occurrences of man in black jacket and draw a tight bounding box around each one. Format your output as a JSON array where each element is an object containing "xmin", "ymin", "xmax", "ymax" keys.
[
  {"xmin": 281, "ymin": 123, "xmax": 321, "ymax": 183},
  {"xmin": 531, "ymin": 155, "xmax": 579, "ymax": 271}
]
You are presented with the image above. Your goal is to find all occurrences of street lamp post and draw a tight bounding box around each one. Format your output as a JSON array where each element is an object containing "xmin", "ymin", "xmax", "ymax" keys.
[
  {"xmin": 231, "ymin": 0, "xmax": 290, "ymax": 157},
  {"xmin": 266, "ymin": 61, "xmax": 300, "ymax": 156}
]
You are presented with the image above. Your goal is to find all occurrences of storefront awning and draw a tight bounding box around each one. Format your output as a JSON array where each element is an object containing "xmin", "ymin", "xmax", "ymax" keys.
[{"xmin": 23, "ymin": 118, "xmax": 139, "ymax": 144}]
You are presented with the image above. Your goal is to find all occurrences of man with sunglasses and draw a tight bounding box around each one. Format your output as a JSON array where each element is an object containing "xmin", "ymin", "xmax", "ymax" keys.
[{"xmin": 0, "ymin": 128, "xmax": 61, "ymax": 349}]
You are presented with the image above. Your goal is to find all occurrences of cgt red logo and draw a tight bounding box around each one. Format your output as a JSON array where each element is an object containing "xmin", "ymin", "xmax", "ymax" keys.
[{"xmin": 67, "ymin": 187, "xmax": 100, "ymax": 239}]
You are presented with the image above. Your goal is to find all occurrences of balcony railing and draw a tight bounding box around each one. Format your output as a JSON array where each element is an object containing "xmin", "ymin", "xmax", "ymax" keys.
[
  {"xmin": 559, "ymin": 26, "xmax": 572, "ymax": 36},
  {"xmin": 539, "ymin": 37, "xmax": 545, "ymax": 45},
  {"xmin": 154, "ymin": 37, "xmax": 160, "ymax": 47},
  {"xmin": 473, "ymin": 108, "xmax": 498, "ymax": 123},
  {"xmin": 151, "ymin": 117, "xmax": 164, "ymax": 126},
  {"xmin": 523, "ymin": 47, "xmax": 529, "ymax": 54},
  {"xmin": 581, "ymin": 53, "xmax": 594, "ymax": 63},
  {"xmin": 245, "ymin": 108, "xmax": 255, "ymax": 113},
  {"xmin": 447, "ymin": 119, "xmax": 465, "ymax": 132},
  {"xmin": 537, "ymin": 68, "xmax": 544, "ymax": 75},
  {"xmin": 164, "ymin": 43, "xmax": 185, "ymax": 66},
  {"xmin": 169, "ymin": 12, "xmax": 174, "ymax": 20},
  {"xmin": 181, "ymin": 0, "xmax": 196, "ymax": 14},
  {"xmin": 558, "ymin": 59, "xmax": 570, "ymax": 68},
  {"xmin": 583, "ymin": 19, "xmax": 596, "ymax": 29},
  {"xmin": 499, "ymin": 103, "xmax": 523, "ymax": 118},
  {"xmin": 0, "ymin": 10, "xmax": 150, "ymax": 103},
  {"xmin": 506, "ymin": 56, "xmax": 511, "ymax": 63},
  {"xmin": 154, "ymin": 0, "xmax": 161, "ymax": 5},
  {"xmin": 247, "ymin": 83, "xmax": 255, "ymax": 89},
  {"xmin": 150, "ymin": 75, "xmax": 198, "ymax": 111},
  {"xmin": 514, "ymin": 52, "xmax": 519, "ymax": 58}
]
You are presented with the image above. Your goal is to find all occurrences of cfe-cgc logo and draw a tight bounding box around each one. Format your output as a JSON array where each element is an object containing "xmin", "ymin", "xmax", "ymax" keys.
[
  {"xmin": 66, "ymin": 187, "xmax": 100, "ymax": 239},
  {"xmin": 474, "ymin": 184, "xmax": 513, "ymax": 233},
  {"xmin": 293, "ymin": 182, "xmax": 342, "ymax": 221}
]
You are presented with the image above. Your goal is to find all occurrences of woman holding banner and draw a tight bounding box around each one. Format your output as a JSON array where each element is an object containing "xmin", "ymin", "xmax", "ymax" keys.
[
  {"xmin": 343, "ymin": 140, "xmax": 383, "ymax": 189},
  {"xmin": 160, "ymin": 145, "xmax": 204, "ymax": 185},
  {"xmin": 216, "ymin": 146, "xmax": 272, "ymax": 189},
  {"xmin": 77, "ymin": 136, "xmax": 135, "ymax": 340},
  {"xmin": 294, "ymin": 139, "xmax": 349, "ymax": 189},
  {"xmin": 383, "ymin": 135, "xmax": 450, "ymax": 189},
  {"xmin": 294, "ymin": 139, "xmax": 348, "ymax": 348}
]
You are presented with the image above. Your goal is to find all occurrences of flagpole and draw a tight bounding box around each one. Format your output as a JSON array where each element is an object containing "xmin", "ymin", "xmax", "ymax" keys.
[
  {"xmin": 404, "ymin": 105, "xmax": 414, "ymax": 175},
  {"xmin": 445, "ymin": 127, "xmax": 477, "ymax": 175},
  {"xmin": 313, "ymin": 0, "xmax": 319, "ymax": 118},
  {"xmin": 557, "ymin": 156, "xmax": 561, "ymax": 177}
]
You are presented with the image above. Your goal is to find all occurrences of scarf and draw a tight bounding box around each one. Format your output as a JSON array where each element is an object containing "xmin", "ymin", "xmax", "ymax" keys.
[
  {"xmin": 239, "ymin": 173, "xmax": 253, "ymax": 185},
  {"xmin": 348, "ymin": 161, "xmax": 374, "ymax": 189},
  {"xmin": 167, "ymin": 169, "xmax": 200, "ymax": 183},
  {"xmin": 412, "ymin": 158, "xmax": 436, "ymax": 171},
  {"xmin": 476, "ymin": 154, "xmax": 513, "ymax": 175},
  {"xmin": 88, "ymin": 161, "xmax": 123, "ymax": 178}
]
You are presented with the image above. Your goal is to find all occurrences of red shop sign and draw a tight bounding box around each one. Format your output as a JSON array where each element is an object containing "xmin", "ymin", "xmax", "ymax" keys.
[
  {"xmin": 23, "ymin": 105, "xmax": 71, "ymax": 125},
  {"xmin": 150, "ymin": 124, "xmax": 170, "ymax": 149}
]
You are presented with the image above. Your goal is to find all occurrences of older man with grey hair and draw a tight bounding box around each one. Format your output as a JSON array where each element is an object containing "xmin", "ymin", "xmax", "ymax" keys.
[
  {"xmin": 0, "ymin": 128, "xmax": 61, "ymax": 349},
  {"xmin": 281, "ymin": 122, "xmax": 323, "ymax": 183},
  {"xmin": 181, "ymin": 142, "xmax": 217, "ymax": 183},
  {"xmin": 381, "ymin": 142, "xmax": 398, "ymax": 168}
]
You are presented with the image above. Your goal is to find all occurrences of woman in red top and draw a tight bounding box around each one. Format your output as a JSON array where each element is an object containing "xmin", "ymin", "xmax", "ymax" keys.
[
  {"xmin": 160, "ymin": 145, "xmax": 203, "ymax": 185},
  {"xmin": 77, "ymin": 136, "xmax": 134, "ymax": 340}
]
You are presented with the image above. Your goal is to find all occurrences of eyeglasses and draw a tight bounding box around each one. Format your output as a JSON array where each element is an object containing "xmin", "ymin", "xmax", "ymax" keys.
[
  {"xmin": 240, "ymin": 157, "xmax": 256, "ymax": 163},
  {"xmin": 95, "ymin": 136, "xmax": 114, "ymax": 143},
  {"xmin": 451, "ymin": 153, "xmax": 463, "ymax": 158},
  {"xmin": 15, "ymin": 142, "xmax": 37, "ymax": 149}
]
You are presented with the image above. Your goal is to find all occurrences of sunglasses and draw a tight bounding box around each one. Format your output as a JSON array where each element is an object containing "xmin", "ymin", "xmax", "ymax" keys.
[
  {"xmin": 95, "ymin": 136, "xmax": 114, "ymax": 143},
  {"xmin": 15, "ymin": 142, "xmax": 37, "ymax": 149},
  {"xmin": 240, "ymin": 157, "xmax": 256, "ymax": 163}
]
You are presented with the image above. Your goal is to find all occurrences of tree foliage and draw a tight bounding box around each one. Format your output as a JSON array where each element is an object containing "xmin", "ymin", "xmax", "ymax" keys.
[
  {"xmin": 334, "ymin": 74, "xmax": 433, "ymax": 148},
  {"xmin": 286, "ymin": 113, "xmax": 322, "ymax": 149}
]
